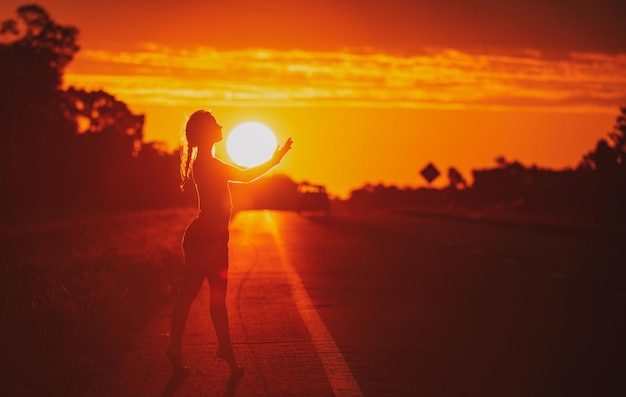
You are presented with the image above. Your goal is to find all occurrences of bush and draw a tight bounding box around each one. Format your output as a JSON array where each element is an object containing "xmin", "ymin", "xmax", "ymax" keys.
[{"xmin": 0, "ymin": 208, "xmax": 194, "ymax": 396}]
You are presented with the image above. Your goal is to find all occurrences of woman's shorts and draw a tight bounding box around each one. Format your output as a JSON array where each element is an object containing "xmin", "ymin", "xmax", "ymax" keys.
[{"xmin": 182, "ymin": 216, "xmax": 229, "ymax": 251}]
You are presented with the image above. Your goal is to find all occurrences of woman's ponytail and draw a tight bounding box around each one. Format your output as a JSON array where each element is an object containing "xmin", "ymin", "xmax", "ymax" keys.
[
  {"xmin": 180, "ymin": 140, "xmax": 196, "ymax": 191},
  {"xmin": 179, "ymin": 110, "xmax": 215, "ymax": 191}
]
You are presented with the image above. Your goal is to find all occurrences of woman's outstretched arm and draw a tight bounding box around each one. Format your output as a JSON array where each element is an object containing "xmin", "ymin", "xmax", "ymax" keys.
[{"xmin": 227, "ymin": 137, "xmax": 293, "ymax": 183}]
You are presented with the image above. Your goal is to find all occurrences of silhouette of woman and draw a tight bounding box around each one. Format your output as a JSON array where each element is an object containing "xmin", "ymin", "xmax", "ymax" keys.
[{"xmin": 166, "ymin": 110, "xmax": 292, "ymax": 375}]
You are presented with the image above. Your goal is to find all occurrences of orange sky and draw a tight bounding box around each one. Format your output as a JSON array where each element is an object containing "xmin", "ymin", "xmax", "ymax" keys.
[{"xmin": 2, "ymin": 1, "xmax": 625, "ymax": 197}]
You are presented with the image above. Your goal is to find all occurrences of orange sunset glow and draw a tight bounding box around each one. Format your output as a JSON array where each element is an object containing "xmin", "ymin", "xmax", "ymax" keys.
[
  {"xmin": 4, "ymin": 2, "xmax": 626, "ymax": 395},
  {"xmin": 2, "ymin": 0, "xmax": 625, "ymax": 197}
]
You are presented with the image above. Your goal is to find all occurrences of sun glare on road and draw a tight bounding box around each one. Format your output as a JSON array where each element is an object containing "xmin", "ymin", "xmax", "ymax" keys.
[{"xmin": 226, "ymin": 122, "xmax": 278, "ymax": 167}]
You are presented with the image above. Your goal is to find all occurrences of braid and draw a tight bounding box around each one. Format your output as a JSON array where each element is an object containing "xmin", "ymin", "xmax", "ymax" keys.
[
  {"xmin": 179, "ymin": 141, "xmax": 196, "ymax": 191},
  {"xmin": 179, "ymin": 109, "xmax": 214, "ymax": 191}
]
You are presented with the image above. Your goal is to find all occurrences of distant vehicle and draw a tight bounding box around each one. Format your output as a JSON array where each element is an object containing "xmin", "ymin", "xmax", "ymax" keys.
[{"xmin": 296, "ymin": 182, "xmax": 330, "ymax": 215}]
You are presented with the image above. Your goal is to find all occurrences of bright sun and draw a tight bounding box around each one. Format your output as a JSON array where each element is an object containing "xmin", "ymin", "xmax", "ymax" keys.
[{"xmin": 226, "ymin": 122, "xmax": 278, "ymax": 167}]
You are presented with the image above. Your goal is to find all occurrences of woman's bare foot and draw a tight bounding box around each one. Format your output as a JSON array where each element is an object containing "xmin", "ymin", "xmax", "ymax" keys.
[{"xmin": 217, "ymin": 345, "xmax": 244, "ymax": 375}]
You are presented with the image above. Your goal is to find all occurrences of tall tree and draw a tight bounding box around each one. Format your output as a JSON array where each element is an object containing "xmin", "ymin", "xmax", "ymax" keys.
[
  {"xmin": 447, "ymin": 167, "xmax": 467, "ymax": 189},
  {"xmin": 608, "ymin": 107, "xmax": 626, "ymax": 167},
  {"xmin": 64, "ymin": 88, "xmax": 146, "ymax": 209},
  {"xmin": 1, "ymin": 4, "xmax": 193, "ymax": 219},
  {"xmin": 577, "ymin": 107, "xmax": 626, "ymax": 230},
  {"xmin": 0, "ymin": 4, "xmax": 79, "ymax": 114},
  {"xmin": 0, "ymin": 4, "xmax": 80, "ymax": 219}
]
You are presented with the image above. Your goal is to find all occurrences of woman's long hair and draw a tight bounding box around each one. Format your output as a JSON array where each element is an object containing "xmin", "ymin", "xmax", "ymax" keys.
[
  {"xmin": 179, "ymin": 137, "xmax": 197, "ymax": 191},
  {"xmin": 179, "ymin": 110, "xmax": 216, "ymax": 191}
]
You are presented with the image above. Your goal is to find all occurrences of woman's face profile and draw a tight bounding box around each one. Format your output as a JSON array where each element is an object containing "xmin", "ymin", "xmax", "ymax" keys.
[
  {"xmin": 207, "ymin": 121, "xmax": 223, "ymax": 143},
  {"xmin": 196, "ymin": 115, "xmax": 223, "ymax": 146}
]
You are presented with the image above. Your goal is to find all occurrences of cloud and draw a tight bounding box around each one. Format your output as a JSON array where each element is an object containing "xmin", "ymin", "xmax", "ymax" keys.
[{"xmin": 64, "ymin": 44, "xmax": 626, "ymax": 112}]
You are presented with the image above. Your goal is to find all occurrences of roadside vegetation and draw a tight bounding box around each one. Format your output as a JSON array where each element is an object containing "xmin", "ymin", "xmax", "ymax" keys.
[{"xmin": 0, "ymin": 208, "xmax": 194, "ymax": 396}]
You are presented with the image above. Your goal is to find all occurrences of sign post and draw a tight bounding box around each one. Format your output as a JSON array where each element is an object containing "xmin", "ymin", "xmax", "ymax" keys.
[{"xmin": 420, "ymin": 162, "xmax": 440, "ymax": 185}]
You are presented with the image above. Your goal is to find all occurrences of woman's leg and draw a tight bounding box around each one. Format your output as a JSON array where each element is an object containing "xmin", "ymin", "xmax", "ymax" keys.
[
  {"xmin": 168, "ymin": 249, "xmax": 205, "ymax": 370},
  {"xmin": 206, "ymin": 244, "xmax": 241, "ymax": 371}
]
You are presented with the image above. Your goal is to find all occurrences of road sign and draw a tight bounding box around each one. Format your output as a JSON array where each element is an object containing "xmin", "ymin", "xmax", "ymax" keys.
[{"xmin": 420, "ymin": 162, "xmax": 440, "ymax": 184}]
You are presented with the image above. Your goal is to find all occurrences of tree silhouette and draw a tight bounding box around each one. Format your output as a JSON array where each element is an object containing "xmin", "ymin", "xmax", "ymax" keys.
[
  {"xmin": 447, "ymin": 167, "xmax": 467, "ymax": 189},
  {"xmin": 60, "ymin": 88, "xmax": 146, "ymax": 210},
  {"xmin": 0, "ymin": 5, "xmax": 82, "ymax": 219},
  {"xmin": 0, "ymin": 5, "xmax": 186, "ymax": 220},
  {"xmin": 608, "ymin": 107, "xmax": 626, "ymax": 167},
  {"xmin": 584, "ymin": 108, "xmax": 626, "ymax": 229},
  {"xmin": 0, "ymin": 4, "xmax": 78, "ymax": 97},
  {"xmin": 64, "ymin": 87, "xmax": 144, "ymax": 159},
  {"xmin": 580, "ymin": 108, "xmax": 626, "ymax": 172},
  {"xmin": 0, "ymin": 4, "xmax": 79, "ymax": 125}
]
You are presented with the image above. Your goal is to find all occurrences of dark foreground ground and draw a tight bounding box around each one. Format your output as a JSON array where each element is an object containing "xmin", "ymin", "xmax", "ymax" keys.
[{"xmin": 93, "ymin": 209, "xmax": 625, "ymax": 397}]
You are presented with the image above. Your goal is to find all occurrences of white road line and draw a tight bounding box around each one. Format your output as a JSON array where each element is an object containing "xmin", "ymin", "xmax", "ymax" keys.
[{"xmin": 264, "ymin": 211, "xmax": 364, "ymax": 397}]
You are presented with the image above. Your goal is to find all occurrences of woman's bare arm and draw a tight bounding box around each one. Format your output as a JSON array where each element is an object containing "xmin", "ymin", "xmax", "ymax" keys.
[{"xmin": 227, "ymin": 138, "xmax": 293, "ymax": 183}]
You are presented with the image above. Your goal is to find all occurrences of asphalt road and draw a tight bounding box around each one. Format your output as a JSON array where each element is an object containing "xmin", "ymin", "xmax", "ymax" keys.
[
  {"xmin": 100, "ymin": 210, "xmax": 626, "ymax": 397},
  {"xmin": 264, "ymin": 210, "xmax": 625, "ymax": 397}
]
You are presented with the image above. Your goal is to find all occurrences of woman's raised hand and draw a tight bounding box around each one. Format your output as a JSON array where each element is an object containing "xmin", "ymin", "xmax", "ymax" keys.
[{"xmin": 273, "ymin": 137, "xmax": 293, "ymax": 163}]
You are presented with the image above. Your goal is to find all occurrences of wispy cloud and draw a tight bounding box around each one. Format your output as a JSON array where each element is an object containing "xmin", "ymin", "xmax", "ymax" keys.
[{"xmin": 65, "ymin": 44, "xmax": 626, "ymax": 112}]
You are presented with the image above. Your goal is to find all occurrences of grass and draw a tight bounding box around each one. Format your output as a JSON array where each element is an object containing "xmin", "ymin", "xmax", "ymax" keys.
[{"xmin": 0, "ymin": 207, "xmax": 196, "ymax": 396}]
